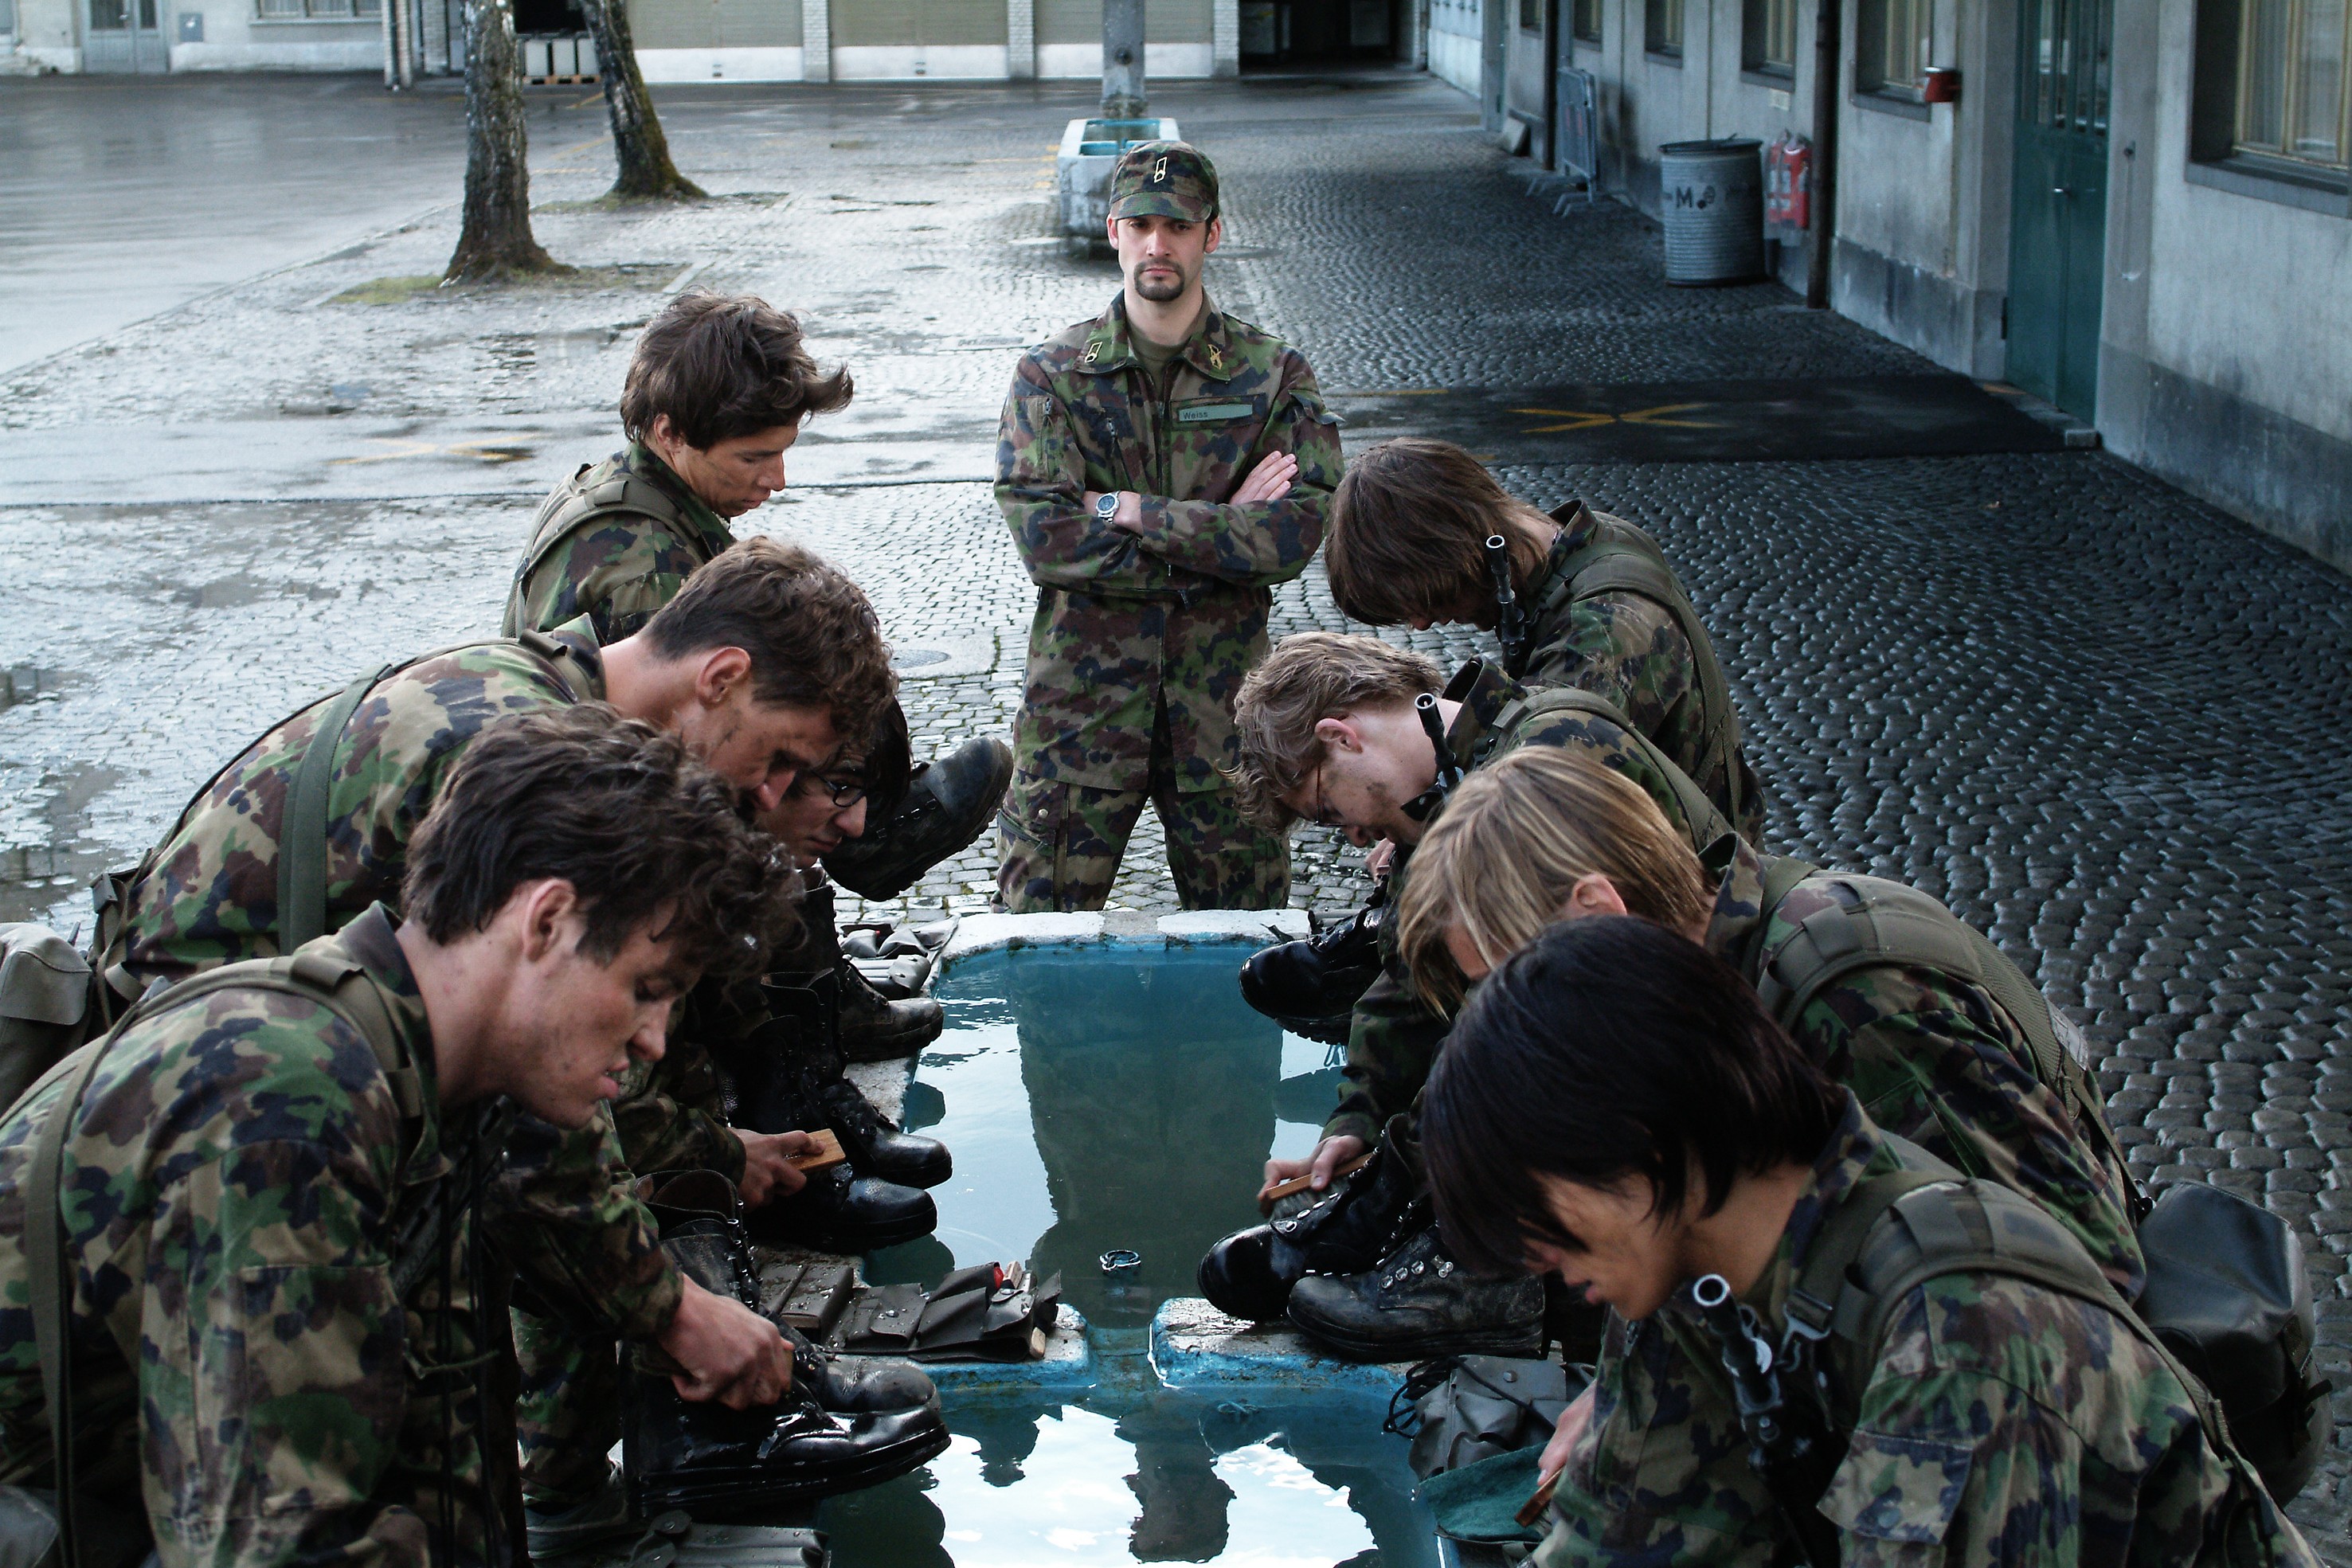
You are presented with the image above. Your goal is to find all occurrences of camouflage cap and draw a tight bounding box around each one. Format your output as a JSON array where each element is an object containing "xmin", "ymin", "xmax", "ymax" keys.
[{"xmin": 1108, "ymin": 141, "xmax": 1220, "ymax": 223}]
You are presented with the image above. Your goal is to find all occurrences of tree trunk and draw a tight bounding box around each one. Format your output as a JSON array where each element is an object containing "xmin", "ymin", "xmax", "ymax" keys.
[
  {"xmin": 587, "ymin": 0, "xmax": 705, "ymax": 201},
  {"xmin": 444, "ymin": 0, "xmax": 565, "ymax": 282}
]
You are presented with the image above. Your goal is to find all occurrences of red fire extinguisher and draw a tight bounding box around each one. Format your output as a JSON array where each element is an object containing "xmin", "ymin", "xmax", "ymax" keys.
[{"xmin": 1765, "ymin": 135, "xmax": 1812, "ymax": 237}]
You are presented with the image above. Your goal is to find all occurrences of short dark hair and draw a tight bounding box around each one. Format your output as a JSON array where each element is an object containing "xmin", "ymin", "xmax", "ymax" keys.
[
  {"xmin": 642, "ymin": 537, "xmax": 896, "ymax": 737},
  {"xmin": 1325, "ymin": 439, "xmax": 1556, "ymax": 627},
  {"xmin": 620, "ymin": 292, "xmax": 854, "ymax": 451},
  {"xmin": 1422, "ymin": 917, "xmax": 1842, "ymax": 1277},
  {"xmin": 403, "ymin": 705, "xmax": 796, "ymax": 979}
]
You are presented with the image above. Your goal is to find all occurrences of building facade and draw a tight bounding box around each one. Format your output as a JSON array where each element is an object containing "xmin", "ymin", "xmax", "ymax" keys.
[
  {"xmin": 1466, "ymin": 0, "xmax": 2352, "ymax": 571},
  {"xmin": 1, "ymin": 0, "xmax": 1241, "ymax": 79}
]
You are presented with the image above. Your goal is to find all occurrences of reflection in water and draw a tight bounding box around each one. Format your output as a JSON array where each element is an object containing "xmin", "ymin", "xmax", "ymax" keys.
[{"xmin": 832, "ymin": 948, "xmax": 1432, "ymax": 1568}]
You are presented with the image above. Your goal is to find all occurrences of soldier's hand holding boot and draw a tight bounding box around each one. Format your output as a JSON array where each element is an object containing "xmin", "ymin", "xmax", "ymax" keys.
[
  {"xmin": 657, "ymin": 1276, "xmax": 795, "ymax": 1409},
  {"xmin": 735, "ymin": 1127, "xmax": 819, "ymax": 1207},
  {"xmin": 1260, "ymin": 1132, "xmax": 1369, "ymax": 1204}
]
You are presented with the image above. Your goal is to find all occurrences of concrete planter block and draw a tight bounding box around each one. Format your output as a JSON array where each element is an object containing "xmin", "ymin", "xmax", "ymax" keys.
[
  {"xmin": 1149, "ymin": 1297, "xmax": 1413, "ymax": 1392},
  {"xmin": 1158, "ymin": 909, "xmax": 1311, "ymax": 943},
  {"xmin": 1056, "ymin": 115, "xmax": 1180, "ymax": 244}
]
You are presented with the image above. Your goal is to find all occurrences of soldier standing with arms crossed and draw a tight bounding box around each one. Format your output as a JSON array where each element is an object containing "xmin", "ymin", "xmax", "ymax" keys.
[{"xmin": 995, "ymin": 141, "xmax": 1344, "ymax": 910}]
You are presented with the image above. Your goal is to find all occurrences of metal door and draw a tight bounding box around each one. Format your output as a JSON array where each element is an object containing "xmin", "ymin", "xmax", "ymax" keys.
[
  {"xmin": 2006, "ymin": 0, "xmax": 2111, "ymax": 418},
  {"xmin": 84, "ymin": 0, "xmax": 167, "ymax": 70}
]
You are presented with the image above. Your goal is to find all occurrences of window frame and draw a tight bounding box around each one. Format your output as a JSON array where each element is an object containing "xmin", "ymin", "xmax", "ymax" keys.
[
  {"xmin": 1855, "ymin": 0, "xmax": 1933, "ymax": 100},
  {"xmin": 2190, "ymin": 0, "xmax": 2352, "ymax": 196},
  {"xmin": 1646, "ymin": 0, "xmax": 1684, "ymax": 57},
  {"xmin": 1573, "ymin": 0, "xmax": 1603, "ymax": 44},
  {"xmin": 2232, "ymin": 0, "xmax": 2350, "ymax": 169},
  {"xmin": 1742, "ymin": 0, "xmax": 1798, "ymax": 75}
]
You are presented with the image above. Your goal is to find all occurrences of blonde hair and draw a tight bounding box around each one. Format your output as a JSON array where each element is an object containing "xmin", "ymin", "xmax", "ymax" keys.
[
  {"xmin": 1397, "ymin": 746, "xmax": 1715, "ymax": 1009},
  {"xmin": 1228, "ymin": 632, "xmax": 1444, "ymax": 829}
]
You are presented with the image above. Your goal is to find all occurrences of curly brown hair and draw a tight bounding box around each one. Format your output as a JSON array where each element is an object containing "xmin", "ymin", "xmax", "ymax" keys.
[
  {"xmin": 644, "ymin": 536, "xmax": 897, "ymax": 741},
  {"xmin": 404, "ymin": 704, "xmax": 797, "ymax": 980},
  {"xmin": 1326, "ymin": 438, "xmax": 1557, "ymax": 628},
  {"xmin": 1227, "ymin": 632, "xmax": 1445, "ymax": 829},
  {"xmin": 620, "ymin": 291, "xmax": 854, "ymax": 450}
]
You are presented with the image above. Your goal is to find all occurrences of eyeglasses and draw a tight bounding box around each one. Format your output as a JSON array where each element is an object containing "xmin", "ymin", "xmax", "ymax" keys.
[
  {"xmin": 793, "ymin": 773, "xmax": 868, "ymax": 809},
  {"xmin": 1304, "ymin": 761, "xmax": 1340, "ymax": 829}
]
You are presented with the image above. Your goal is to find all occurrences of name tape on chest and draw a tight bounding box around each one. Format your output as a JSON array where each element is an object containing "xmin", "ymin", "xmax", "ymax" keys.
[{"xmin": 1175, "ymin": 397, "xmax": 1262, "ymax": 424}]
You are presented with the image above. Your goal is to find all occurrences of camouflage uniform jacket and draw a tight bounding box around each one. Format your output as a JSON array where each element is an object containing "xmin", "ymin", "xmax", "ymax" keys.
[
  {"xmin": 0, "ymin": 907, "xmax": 512, "ymax": 1568},
  {"xmin": 1546, "ymin": 1097, "xmax": 2313, "ymax": 1568},
  {"xmin": 1515, "ymin": 503, "xmax": 1762, "ymax": 843},
  {"xmin": 500, "ymin": 444, "xmax": 734, "ymax": 644},
  {"xmin": 108, "ymin": 625, "xmax": 691, "ymax": 1345},
  {"xmin": 114, "ymin": 620, "xmax": 607, "ymax": 989},
  {"xmin": 1325, "ymin": 659, "xmax": 1722, "ymax": 1148},
  {"xmin": 996, "ymin": 293, "xmax": 1343, "ymax": 792}
]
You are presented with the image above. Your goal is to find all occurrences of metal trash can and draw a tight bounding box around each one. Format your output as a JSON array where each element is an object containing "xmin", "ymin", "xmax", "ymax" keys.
[{"xmin": 1657, "ymin": 139, "xmax": 1764, "ymax": 286}]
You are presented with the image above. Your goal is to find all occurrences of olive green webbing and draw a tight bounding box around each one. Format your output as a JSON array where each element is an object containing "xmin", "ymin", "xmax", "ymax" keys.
[
  {"xmin": 500, "ymin": 470, "xmax": 700, "ymax": 637},
  {"xmin": 1544, "ymin": 521, "xmax": 1747, "ymax": 830},
  {"xmin": 277, "ymin": 669, "xmax": 385, "ymax": 956}
]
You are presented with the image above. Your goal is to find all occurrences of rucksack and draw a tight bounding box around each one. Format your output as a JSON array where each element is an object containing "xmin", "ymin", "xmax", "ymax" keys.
[
  {"xmin": 1523, "ymin": 506, "xmax": 1755, "ymax": 834},
  {"xmin": 11, "ymin": 947, "xmax": 431, "ymax": 1568},
  {"xmin": 1701, "ymin": 1160, "xmax": 2316, "ymax": 1566},
  {"xmin": 1740, "ymin": 855, "xmax": 2329, "ymax": 1503}
]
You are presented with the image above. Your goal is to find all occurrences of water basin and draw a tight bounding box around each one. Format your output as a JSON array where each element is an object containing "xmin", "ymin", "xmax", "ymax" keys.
[{"xmin": 819, "ymin": 944, "xmax": 1435, "ymax": 1568}]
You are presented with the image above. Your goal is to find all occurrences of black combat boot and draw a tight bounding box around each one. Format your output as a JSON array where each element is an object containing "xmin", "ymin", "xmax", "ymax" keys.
[
  {"xmin": 1237, "ymin": 893, "xmax": 1389, "ymax": 1045},
  {"xmin": 726, "ymin": 1017, "xmax": 944, "ymax": 1250},
  {"xmin": 773, "ymin": 882, "xmax": 943, "ymax": 1062},
  {"xmin": 838, "ymin": 959, "xmax": 943, "ymax": 1062},
  {"xmin": 1196, "ymin": 1142, "xmax": 1419, "ymax": 1320},
  {"xmin": 762, "ymin": 980, "xmax": 953, "ymax": 1191},
  {"xmin": 1284, "ymin": 1218, "xmax": 1546, "ymax": 1362},
  {"xmin": 624, "ymin": 1171, "xmax": 950, "ymax": 1517},
  {"xmin": 822, "ymin": 737, "xmax": 1014, "ymax": 901}
]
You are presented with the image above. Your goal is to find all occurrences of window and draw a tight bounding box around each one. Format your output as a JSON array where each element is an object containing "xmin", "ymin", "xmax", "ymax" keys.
[
  {"xmin": 2236, "ymin": 0, "xmax": 2349, "ymax": 167},
  {"xmin": 1574, "ymin": 0, "xmax": 1602, "ymax": 42},
  {"xmin": 1647, "ymin": 0, "xmax": 1682, "ymax": 54},
  {"xmin": 1857, "ymin": 0, "xmax": 1931, "ymax": 96},
  {"xmin": 1743, "ymin": 0, "xmax": 1798, "ymax": 72},
  {"xmin": 1520, "ymin": 0, "xmax": 1540, "ymax": 30}
]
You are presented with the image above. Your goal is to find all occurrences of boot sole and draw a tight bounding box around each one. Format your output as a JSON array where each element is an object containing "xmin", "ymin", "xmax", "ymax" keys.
[
  {"xmin": 839, "ymin": 1028, "xmax": 943, "ymax": 1064},
  {"xmin": 636, "ymin": 1420, "xmax": 953, "ymax": 1516}
]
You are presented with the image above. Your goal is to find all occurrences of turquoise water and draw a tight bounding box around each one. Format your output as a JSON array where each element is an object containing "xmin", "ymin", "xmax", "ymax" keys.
[{"xmin": 820, "ymin": 947, "xmax": 1436, "ymax": 1568}]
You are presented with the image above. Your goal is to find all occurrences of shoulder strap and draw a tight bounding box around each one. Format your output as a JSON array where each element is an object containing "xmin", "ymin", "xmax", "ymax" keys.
[
  {"xmin": 1751, "ymin": 872, "xmax": 2140, "ymax": 1215},
  {"xmin": 272, "ymin": 628, "xmax": 585, "ymax": 960},
  {"xmin": 1544, "ymin": 514, "xmax": 1747, "ymax": 831},
  {"xmin": 277, "ymin": 668, "xmax": 388, "ymax": 955},
  {"xmin": 1485, "ymin": 685, "xmax": 1734, "ymax": 852}
]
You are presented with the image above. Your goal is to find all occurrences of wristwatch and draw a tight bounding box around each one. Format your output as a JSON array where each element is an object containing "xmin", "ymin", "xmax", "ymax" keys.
[{"xmin": 1094, "ymin": 491, "xmax": 1121, "ymax": 525}]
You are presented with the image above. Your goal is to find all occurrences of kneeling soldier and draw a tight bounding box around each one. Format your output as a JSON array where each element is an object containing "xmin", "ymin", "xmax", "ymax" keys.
[
  {"xmin": 1423, "ymin": 917, "xmax": 2315, "ymax": 1567},
  {"xmin": 0, "ymin": 710, "xmax": 793, "ymax": 1568},
  {"xmin": 1395, "ymin": 747, "xmax": 2151, "ymax": 1562},
  {"xmin": 1198, "ymin": 632, "xmax": 1732, "ymax": 1355}
]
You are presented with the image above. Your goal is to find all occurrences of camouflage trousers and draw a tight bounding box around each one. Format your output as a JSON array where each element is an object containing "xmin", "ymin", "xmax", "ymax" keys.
[
  {"xmin": 995, "ymin": 767, "xmax": 1289, "ymax": 912},
  {"xmin": 513, "ymin": 1306, "xmax": 621, "ymax": 1505}
]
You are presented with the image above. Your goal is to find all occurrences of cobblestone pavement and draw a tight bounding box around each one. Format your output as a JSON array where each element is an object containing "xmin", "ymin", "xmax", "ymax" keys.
[{"xmin": 6, "ymin": 67, "xmax": 2352, "ymax": 1552}]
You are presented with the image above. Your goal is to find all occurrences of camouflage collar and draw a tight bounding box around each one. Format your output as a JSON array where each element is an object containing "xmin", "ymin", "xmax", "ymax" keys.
[
  {"xmin": 1438, "ymin": 656, "xmax": 1527, "ymax": 773},
  {"xmin": 328, "ymin": 901, "xmax": 440, "ymax": 1099},
  {"xmin": 1728, "ymin": 1093, "xmax": 1892, "ymax": 1324},
  {"xmin": 1527, "ymin": 502, "xmax": 1599, "ymax": 598},
  {"xmin": 1079, "ymin": 293, "xmax": 1241, "ymax": 382},
  {"xmin": 623, "ymin": 442, "xmax": 737, "ymax": 557},
  {"xmin": 1698, "ymin": 833, "xmax": 1767, "ymax": 963}
]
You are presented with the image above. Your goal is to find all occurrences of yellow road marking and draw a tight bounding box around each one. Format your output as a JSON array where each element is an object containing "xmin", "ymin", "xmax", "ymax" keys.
[{"xmin": 1510, "ymin": 401, "xmax": 1718, "ymax": 433}]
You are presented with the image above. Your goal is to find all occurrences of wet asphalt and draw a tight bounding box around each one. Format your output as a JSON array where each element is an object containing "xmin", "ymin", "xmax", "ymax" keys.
[{"xmin": 3, "ymin": 65, "xmax": 2352, "ymax": 1555}]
